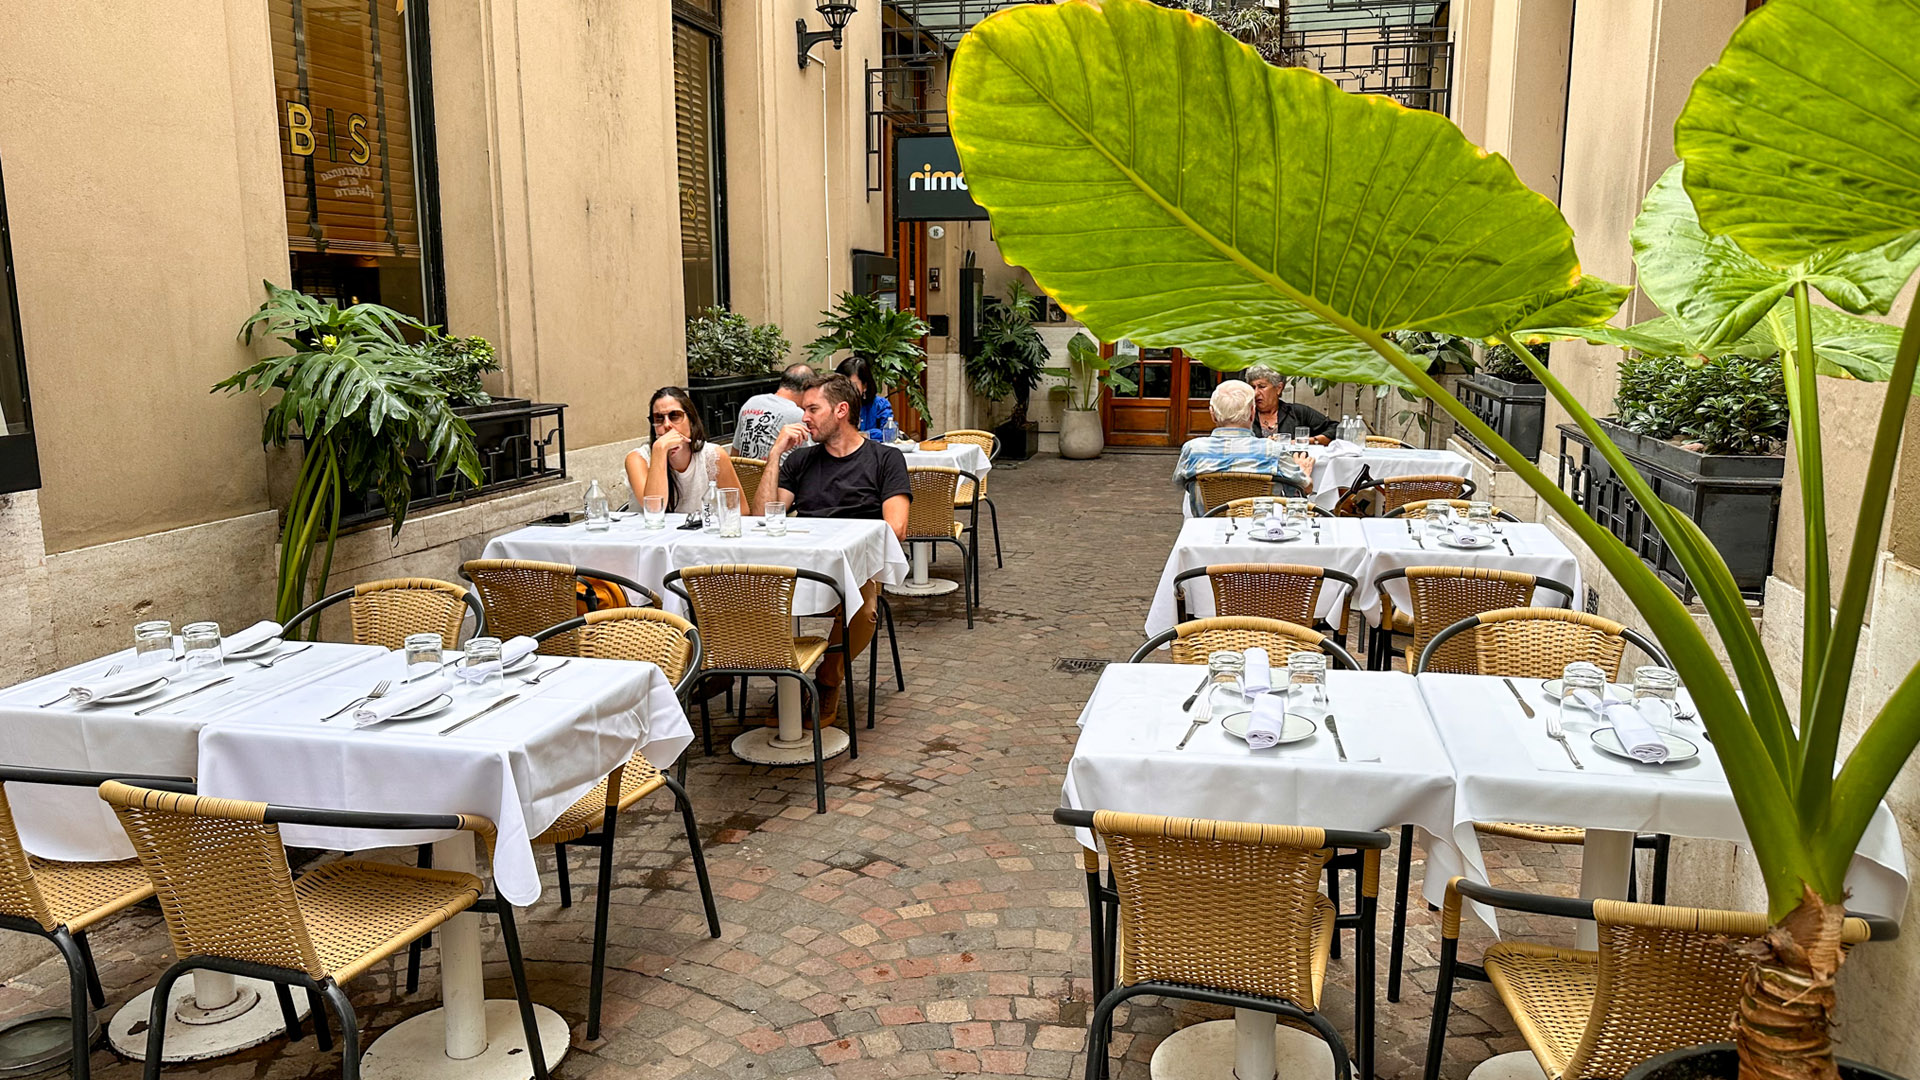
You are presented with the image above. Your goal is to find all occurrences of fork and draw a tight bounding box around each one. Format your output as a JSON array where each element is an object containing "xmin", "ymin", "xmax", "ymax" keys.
[
  {"xmin": 322, "ymin": 679, "xmax": 391, "ymax": 722},
  {"xmin": 521, "ymin": 659, "xmax": 571, "ymax": 686},
  {"xmin": 41, "ymin": 664, "xmax": 123, "ymax": 707},
  {"xmin": 1545, "ymin": 710, "xmax": 1584, "ymax": 769},
  {"xmin": 251, "ymin": 643, "xmax": 315, "ymax": 669}
]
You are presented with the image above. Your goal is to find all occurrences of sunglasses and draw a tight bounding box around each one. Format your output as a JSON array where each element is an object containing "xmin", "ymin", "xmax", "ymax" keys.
[{"xmin": 650, "ymin": 409, "xmax": 688, "ymax": 426}]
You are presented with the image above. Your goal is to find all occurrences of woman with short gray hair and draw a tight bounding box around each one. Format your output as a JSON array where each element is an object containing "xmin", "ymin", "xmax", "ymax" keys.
[{"xmin": 1243, "ymin": 367, "xmax": 1336, "ymax": 443}]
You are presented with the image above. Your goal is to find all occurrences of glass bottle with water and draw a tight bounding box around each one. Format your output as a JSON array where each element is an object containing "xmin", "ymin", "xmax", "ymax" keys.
[
  {"xmin": 701, "ymin": 480, "xmax": 721, "ymax": 533},
  {"xmin": 584, "ymin": 479, "xmax": 611, "ymax": 532}
]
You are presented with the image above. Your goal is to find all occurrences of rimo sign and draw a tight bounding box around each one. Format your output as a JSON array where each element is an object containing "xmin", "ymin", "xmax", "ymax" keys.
[
  {"xmin": 895, "ymin": 135, "xmax": 989, "ymax": 222},
  {"xmin": 285, "ymin": 102, "xmax": 373, "ymax": 166}
]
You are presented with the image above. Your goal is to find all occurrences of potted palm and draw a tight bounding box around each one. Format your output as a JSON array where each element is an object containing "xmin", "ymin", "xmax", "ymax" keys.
[
  {"xmin": 806, "ymin": 292, "xmax": 931, "ymax": 427},
  {"xmin": 1046, "ymin": 331, "xmax": 1136, "ymax": 459},
  {"xmin": 950, "ymin": 3, "xmax": 1920, "ymax": 1080},
  {"xmin": 685, "ymin": 306, "xmax": 790, "ymax": 441},
  {"xmin": 964, "ymin": 281, "xmax": 1049, "ymax": 459}
]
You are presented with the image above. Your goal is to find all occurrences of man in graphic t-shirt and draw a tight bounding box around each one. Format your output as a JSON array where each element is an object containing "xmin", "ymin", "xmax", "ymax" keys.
[
  {"xmin": 757, "ymin": 373, "xmax": 911, "ymax": 721},
  {"xmin": 732, "ymin": 362, "xmax": 813, "ymax": 461}
]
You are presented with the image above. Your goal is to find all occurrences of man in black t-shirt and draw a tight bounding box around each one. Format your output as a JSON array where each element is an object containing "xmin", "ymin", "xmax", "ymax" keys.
[{"xmin": 755, "ymin": 373, "xmax": 911, "ymax": 720}]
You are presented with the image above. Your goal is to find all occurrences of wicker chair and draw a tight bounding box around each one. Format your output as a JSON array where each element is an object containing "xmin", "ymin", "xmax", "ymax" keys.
[
  {"xmin": 1130, "ymin": 615, "xmax": 1361, "ymax": 670},
  {"xmin": 1422, "ymin": 877, "xmax": 1895, "ymax": 1080},
  {"xmin": 1058, "ymin": 808, "xmax": 1389, "ymax": 1080},
  {"xmin": 1384, "ymin": 498, "xmax": 1521, "ymax": 522},
  {"xmin": 1171, "ymin": 564, "xmax": 1359, "ymax": 643},
  {"xmin": 938, "ymin": 429, "xmax": 1003, "ymax": 568},
  {"xmin": 100, "ymin": 782, "xmax": 550, "ymax": 1080},
  {"xmin": 281, "ymin": 577, "xmax": 483, "ymax": 649},
  {"xmin": 0, "ymin": 767, "xmax": 201, "ymax": 1080},
  {"xmin": 664, "ymin": 565, "xmax": 856, "ymax": 813},
  {"xmin": 460, "ymin": 559, "xmax": 660, "ymax": 657},
  {"xmin": 1202, "ymin": 497, "xmax": 1331, "ymax": 518},
  {"xmin": 1365, "ymin": 474, "xmax": 1476, "ymax": 515},
  {"xmin": 1189, "ymin": 471, "xmax": 1289, "ymax": 515},
  {"xmin": 904, "ymin": 467, "xmax": 979, "ymax": 627},
  {"xmin": 1368, "ymin": 568, "xmax": 1572, "ymax": 673},
  {"xmin": 730, "ymin": 457, "xmax": 767, "ymax": 510},
  {"xmin": 1365, "ymin": 435, "xmax": 1410, "ymax": 449}
]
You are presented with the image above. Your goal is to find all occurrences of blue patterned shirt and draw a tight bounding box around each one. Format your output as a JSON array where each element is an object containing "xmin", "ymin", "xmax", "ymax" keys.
[{"xmin": 1173, "ymin": 427, "xmax": 1310, "ymax": 513}]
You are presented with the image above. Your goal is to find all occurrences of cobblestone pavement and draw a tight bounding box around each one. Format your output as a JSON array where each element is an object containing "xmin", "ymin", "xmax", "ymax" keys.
[{"xmin": 2, "ymin": 451, "xmax": 1596, "ymax": 1080}]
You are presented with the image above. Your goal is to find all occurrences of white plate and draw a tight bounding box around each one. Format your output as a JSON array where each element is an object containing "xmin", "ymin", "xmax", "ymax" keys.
[
  {"xmin": 1590, "ymin": 727, "xmax": 1699, "ymax": 764},
  {"xmin": 503, "ymin": 652, "xmax": 539, "ymax": 675},
  {"xmin": 1437, "ymin": 532, "xmax": 1494, "ymax": 549},
  {"xmin": 1540, "ymin": 680, "xmax": 1632, "ymax": 704},
  {"xmin": 1220, "ymin": 710, "xmax": 1318, "ymax": 745},
  {"xmin": 93, "ymin": 677, "xmax": 172, "ymax": 704},
  {"xmin": 226, "ymin": 637, "xmax": 286, "ymax": 661},
  {"xmin": 388, "ymin": 694, "xmax": 456, "ymax": 722},
  {"xmin": 1246, "ymin": 526, "xmax": 1304, "ymax": 544}
]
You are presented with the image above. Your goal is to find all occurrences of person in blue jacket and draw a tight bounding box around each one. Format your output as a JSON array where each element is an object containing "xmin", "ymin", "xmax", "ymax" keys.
[{"xmin": 837, "ymin": 356, "xmax": 896, "ymax": 441}]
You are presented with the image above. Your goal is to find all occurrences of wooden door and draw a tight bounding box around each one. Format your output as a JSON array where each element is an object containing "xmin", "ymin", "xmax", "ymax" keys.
[
  {"xmin": 1102, "ymin": 346, "xmax": 1229, "ymax": 447},
  {"xmin": 892, "ymin": 218, "xmax": 929, "ymax": 436}
]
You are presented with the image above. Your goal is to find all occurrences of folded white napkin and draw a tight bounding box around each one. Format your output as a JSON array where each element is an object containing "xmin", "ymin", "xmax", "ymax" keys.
[
  {"xmin": 68, "ymin": 667, "xmax": 169, "ymax": 705},
  {"xmin": 1246, "ymin": 692, "xmax": 1288, "ymax": 750},
  {"xmin": 1445, "ymin": 523, "xmax": 1490, "ymax": 545},
  {"xmin": 225, "ymin": 621, "xmax": 284, "ymax": 654},
  {"xmin": 1571, "ymin": 689, "xmax": 1668, "ymax": 763},
  {"xmin": 353, "ymin": 676, "xmax": 452, "ymax": 728},
  {"xmin": 502, "ymin": 636, "xmax": 538, "ymax": 665},
  {"xmin": 1323, "ymin": 439, "xmax": 1365, "ymax": 458},
  {"xmin": 1241, "ymin": 647, "xmax": 1272, "ymax": 695}
]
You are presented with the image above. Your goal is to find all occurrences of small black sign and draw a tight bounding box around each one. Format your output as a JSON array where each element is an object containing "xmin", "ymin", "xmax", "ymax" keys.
[{"xmin": 895, "ymin": 135, "xmax": 990, "ymax": 222}]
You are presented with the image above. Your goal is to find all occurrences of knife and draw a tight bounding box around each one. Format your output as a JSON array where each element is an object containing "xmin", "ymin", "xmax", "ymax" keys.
[
  {"xmin": 1503, "ymin": 678, "xmax": 1536, "ymax": 719},
  {"xmin": 134, "ymin": 676, "xmax": 235, "ymax": 717},
  {"xmin": 438, "ymin": 693, "xmax": 522, "ymax": 736},
  {"xmin": 1180, "ymin": 670, "xmax": 1213, "ymax": 712}
]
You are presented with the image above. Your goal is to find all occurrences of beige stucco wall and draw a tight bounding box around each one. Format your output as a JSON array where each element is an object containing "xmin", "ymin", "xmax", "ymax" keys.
[{"xmin": 1473, "ymin": 0, "xmax": 1573, "ymax": 202}]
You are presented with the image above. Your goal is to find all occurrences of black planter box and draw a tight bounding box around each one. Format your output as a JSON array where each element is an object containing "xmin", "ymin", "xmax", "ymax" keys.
[
  {"xmin": 1557, "ymin": 419, "xmax": 1783, "ymax": 601},
  {"xmin": 1456, "ymin": 374, "xmax": 1547, "ymax": 462},
  {"xmin": 994, "ymin": 418, "xmax": 1040, "ymax": 461},
  {"xmin": 688, "ymin": 374, "xmax": 780, "ymax": 443},
  {"xmin": 336, "ymin": 399, "xmax": 567, "ymax": 528}
]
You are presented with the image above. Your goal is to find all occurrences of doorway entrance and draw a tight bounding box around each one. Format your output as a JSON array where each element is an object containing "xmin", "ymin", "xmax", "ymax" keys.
[{"xmin": 1102, "ymin": 346, "xmax": 1229, "ymax": 448}]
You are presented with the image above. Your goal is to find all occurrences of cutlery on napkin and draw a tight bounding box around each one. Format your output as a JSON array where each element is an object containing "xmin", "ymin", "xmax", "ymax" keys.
[
  {"xmin": 1570, "ymin": 689, "xmax": 1668, "ymax": 763},
  {"xmin": 353, "ymin": 676, "xmax": 453, "ymax": 728},
  {"xmin": 68, "ymin": 667, "xmax": 169, "ymax": 705}
]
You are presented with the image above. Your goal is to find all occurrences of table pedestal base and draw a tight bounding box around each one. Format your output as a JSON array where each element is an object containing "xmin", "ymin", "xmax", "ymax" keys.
[
  {"xmin": 731, "ymin": 726, "xmax": 849, "ymax": 765},
  {"xmin": 1467, "ymin": 1051, "xmax": 1549, "ymax": 1080},
  {"xmin": 108, "ymin": 974, "xmax": 309, "ymax": 1062},
  {"xmin": 885, "ymin": 541, "xmax": 960, "ymax": 596},
  {"xmin": 1148, "ymin": 1014, "xmax": 1332, "ymax": 1080},
  {"xmin": 361, "ymin": 1000, "xmax": 569, "ymax": 1079}
]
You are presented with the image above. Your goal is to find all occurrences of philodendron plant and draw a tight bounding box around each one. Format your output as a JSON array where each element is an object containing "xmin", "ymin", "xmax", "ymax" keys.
[
  {"xmin": 1046, "ymin": 331, "xmax": 1137, "ymax": 412},
  {"xmin": 949, "ymin": 2, "xmax": 1920, "ymax": 1079}
]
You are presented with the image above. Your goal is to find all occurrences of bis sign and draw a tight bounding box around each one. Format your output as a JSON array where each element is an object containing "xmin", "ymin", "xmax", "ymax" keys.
[{"xmin": 895, "ymin": 135, "xmax": 989, "ymax": 222}]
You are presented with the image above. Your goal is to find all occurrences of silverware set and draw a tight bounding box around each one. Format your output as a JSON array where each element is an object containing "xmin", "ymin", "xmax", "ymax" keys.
[
  {"xmin": 322, "ymin": 679, "xmax": 392, "ymax": 722},
  {"xmin": 39, "ymin": 664, "xmax": 123, "ymax": 708},
  {"xmin": 1509, "ymin": 677, "xmax": 1582, "ymax": 767}
]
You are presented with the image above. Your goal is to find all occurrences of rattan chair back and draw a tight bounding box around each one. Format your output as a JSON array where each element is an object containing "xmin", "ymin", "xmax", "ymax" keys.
[
  {"xmin": 1204, "ymin": 498, "xmax": 1330, "ymax": 519},
  {"xmin": 731, "ymin": 457, "xmax": 767, "ymax": 501},
  {"xmin": 1192, "ymin": 472, "xmax": 1280, "ymax": 512},
  {"xmin": 1365, "ymin": 435, "xmax": 1409, "ymax": 449},
  {"xmin": 348, "ymin": 578, "xmax": 472, "ymax": 650},
  {"xmin": 939, "ymin": 430, "xmax": 997, "ymax": 498},
  {"xmin": 99, "ymin": 782, "xmax": 326, "ymax": 979},
  {"xmin": 1405, "ymin": 569, "xmax": 1546, "ymax": 674},
  {"xmin": 1199, "ymin": 564, "xmax": 1331, "ymax": 627},
  {"xmin": 1373, "ymin": 475, "xmax": 1475, "ymax": 513},
  {"xmin": 905, "ymin": 467, "xmax": 964, "ymax": 540},
  {"xmin": 0, "ymin": 785, "xmax": 54, "ymax": 931},
  {"xmin": 575, "ymin": 607, "xmax": 697, "ymax": 682},
  {"xmin": 1092, "ymin": 811, "xmax": 1334, "ymax": 1005},
  {"xmin": 1167, "ymin": 616, "xmax": 1332, "ymax": 666},
  {"xmin": 463, "ymin": 559, "xmax": 588, "ymax": 656},
  {"xmin": 1471, "ymin": 608, "xmax": 1631, "ymax": 680},
  {"xmin": 1386, "ymin": 499, "xmax": 1520, "ymax": 522},
  {"xmin": 672, "ymin": 565, "xmax": 804, "ymax": 671}
]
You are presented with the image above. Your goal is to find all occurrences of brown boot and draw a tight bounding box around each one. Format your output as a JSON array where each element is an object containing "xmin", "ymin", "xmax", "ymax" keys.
[{"xmin": 815, "ymin": 682, "xmax": 841, "ymax": 729}]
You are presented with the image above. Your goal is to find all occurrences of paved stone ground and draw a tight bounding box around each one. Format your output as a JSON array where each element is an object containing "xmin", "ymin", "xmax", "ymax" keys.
[{"xmin": 1, "ymin": 451, "xmax": 1597, "ymax": 1080}]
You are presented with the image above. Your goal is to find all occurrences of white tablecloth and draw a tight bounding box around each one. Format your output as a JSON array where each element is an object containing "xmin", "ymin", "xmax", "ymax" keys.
[
  {"xmin": 1354, "ymin": 519, "xmax": 1581, "ymax": 626},
  {"xmin": 1144, "ymin": 518, "xmax": 1371, "ymax": 637},
  {"xmin": 199, "ymin": 649, "xmax": 689, "ymax": 907},
  {"xmin": 901, "ymin": 442, "xmax": 993, "ymax": 480},
  {"xmin": 1312, "ymin": 446, "xmax": 1474, "ymax": 511},
  {"xmin": 1419, "ymin": 673, "xmax": 1910, "ymax": 923},
  {"xmin": 485, "ymin": 514, "xmax": 909, "ymax": 619},
  {"xmin": 1064, "ymin": 665, "xmax": 1461, "ymax": 906}
]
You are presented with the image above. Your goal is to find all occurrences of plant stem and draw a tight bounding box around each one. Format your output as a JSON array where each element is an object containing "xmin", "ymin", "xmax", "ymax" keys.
[{"xmin": 1790, "ymin": 282, "xmax": 1830, "ymax": 740}]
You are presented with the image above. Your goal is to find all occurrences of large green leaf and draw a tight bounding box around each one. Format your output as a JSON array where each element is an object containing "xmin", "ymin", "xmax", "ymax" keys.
[
  {"xmin": 1674, "ymin": 0, "xmax": 1920, "ymax": 265},
  {"xmin": 1632, "ymin": 164, "xmax": 1920, "ymax": 350},
  {"xmin": 947, "ymin": 0, "xmax": 1599, "ymax": 386}
]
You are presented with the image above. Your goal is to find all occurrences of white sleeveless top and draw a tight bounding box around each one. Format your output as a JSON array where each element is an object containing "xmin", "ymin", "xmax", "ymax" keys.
[{"xmin": 632, "ymin": 441, "xmax": 723, "ymax": 511}]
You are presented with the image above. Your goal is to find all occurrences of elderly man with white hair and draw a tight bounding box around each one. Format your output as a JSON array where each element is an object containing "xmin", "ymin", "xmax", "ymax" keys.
[{"xmin": 1173, "ymin": 379, "xmax": 1315, "ymax": 514}]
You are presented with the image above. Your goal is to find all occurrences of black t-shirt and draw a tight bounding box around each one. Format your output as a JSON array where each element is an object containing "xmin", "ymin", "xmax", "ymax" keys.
[
  {"xmin": 1253, "ymin": 400, "xmax": 1337, "ymax": 439},
  {"xmin": 777, "ymin": 439, "xmax": 912, "ymax": 520}
]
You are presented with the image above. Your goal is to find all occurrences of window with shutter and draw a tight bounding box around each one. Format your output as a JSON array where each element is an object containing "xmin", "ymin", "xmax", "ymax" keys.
[
  {"xmin": 270, "ymin": 0, "xmax": 435, "ymax": 321},
  {"xmin": 674, "ymin": 4, "xmax": 727, "ymax": 314},
  {"xmin": 0, "ymin": 152, "xmax": 40, "ymax": 495}
]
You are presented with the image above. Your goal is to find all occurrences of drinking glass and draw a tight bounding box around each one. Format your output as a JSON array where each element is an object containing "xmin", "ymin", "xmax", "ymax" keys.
[
  {"xmin": 764, "ymin": 500, "xmax": 789, "ymax": 538},
  {"xmin": 1285, "ymin": 497, "xmax": 1312, "ymax": 524},
  {"xmin": 642, "ymin": 495, "xmax": 667, "ymax": 530},
  {"xmin": 718, "ymin": 487, "xmax": 744, "ymax": 538},
  {"xmin": 462, "ymin": 637, "xmax": 505, "ymax": 697},
  {"xmin": 180, "ymin": 622, "xmax": 223, "ymax": 672},
  {"xmin": 1206, "ymin": 650, "xmax": 1246, "ymax": 722},
  {"xmin": 1632, "ymin": 665, "xmax": 1680, "ymax": 733},
  {"xmin": 1294, "ymin": 426, "xmax": 1312, "ymax": 446},
  {"xmin": 1467, "ymin": 501, "xmax": 1494, "ymax": 531},
  {"xmin": 1560, "ymin": 660, "xmax": 1608, "ymax": 724},
  {"xmin": 1251, "ymin": 497, "xmax": 1276, "ymax": 525},
  {"xmin": 404, "ymin": 633, "xmax": 444, "ymax": 681},
  {"xmin": 1286, "ymin": 651, "xmax": 1329, "ymax": 718},
  {"xmin": 134, "ymin": 620, "xmax": 174, "ymax": 665},
  {"xmin": 1423, "ymin": 502, "xmax": 1454, "ymax": 532}
]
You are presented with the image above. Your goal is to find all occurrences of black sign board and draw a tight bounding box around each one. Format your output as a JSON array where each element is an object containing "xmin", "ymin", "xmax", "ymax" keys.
[{"xmin": 895, "ymin": 135, "xmax": 990, "ymax": 222}]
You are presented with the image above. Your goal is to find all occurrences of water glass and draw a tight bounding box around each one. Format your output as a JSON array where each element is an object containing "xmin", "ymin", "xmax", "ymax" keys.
[
  {"xmin": 1467, "ymin": 501, "xmax": 1494, "ymax": 532},
  {"xmin": 764, "ymin": 500, "xmax": 789, "ymax": 538},
  {"xmin": 1633, "ymin": 665, "xmax": 1680, "ymax": 732},
  {"xmin": 1423, "ymin": 502, "xmax": 1455, "ymax": 532},
  {"xmin": 1286, "ymin": 651, "xmax": 1329, "ymax": 718},
  {"xmin": 1285, "ymin": 497, "xmax": 1312, "ymax": 524},
  {"xmin": 642, "ymin": 495, "xmax": 667, "ymax": 529},
  {"xmin": 462, "ymin": 637, "xmax": 505, "ymax": 697},
  {"xmin": 1251, "ymin": 497, "xmax": 1276, "ymax": 524},
  {"xmin": 180, "ymin": 622, "xmax": 223, "ymax": 671},
  {"xmin": 1294, "ymin": 426, "xmax": 1312, "ymax": 446},
  {"xmin": 404, "ymin": 633, "xmax": 444, "ymax": 681},
  {"xmin": 718, "ymin": 487, "xmax": 744, "ymax": 538},
  {"xmin": 1560, "ymin": 660, "xmax": 1608, "ymax": 722},
  {"xmin": 1205, "ymin": 650, "xmax": 1246, "ymax": 721},
  {"xmin": 134, "ymin": 620, "xmax": 174, "ymax": 665}
]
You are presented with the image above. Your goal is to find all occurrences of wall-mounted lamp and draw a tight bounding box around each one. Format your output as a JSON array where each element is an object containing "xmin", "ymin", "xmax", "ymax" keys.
[{"xmin": 798, "ymin": 2, "xmax": 857, "ymax": 69}]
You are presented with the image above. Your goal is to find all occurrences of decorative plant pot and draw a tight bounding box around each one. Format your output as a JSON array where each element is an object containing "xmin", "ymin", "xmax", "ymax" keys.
[
  {"xmin": 994, "ymin": 418, "xmax": 1041, "ymax": 461},
  {"xmin": 687, "ymin": 374, "xmax": 780, "ymax": 443},
  {"xmin": 1456, "ymin": 374, "xmax": 1546, "ymax": 462},
  {"xmin": 1058, "ymin": 409, "xmax": 1105, "ymax": 459},
  {"xmin": 1626, "ymin": 1043, "xmax": 1905, "ymax": 1080}
]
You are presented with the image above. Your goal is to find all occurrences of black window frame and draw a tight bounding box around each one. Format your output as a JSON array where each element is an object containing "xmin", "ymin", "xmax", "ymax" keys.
[
  {"xmin": 672, "ymin": 0, "xmax": 730, "ymax": 312},
  {"xmin": 0, "ymin": 149, "xmax": 40, "ymax": 496}
]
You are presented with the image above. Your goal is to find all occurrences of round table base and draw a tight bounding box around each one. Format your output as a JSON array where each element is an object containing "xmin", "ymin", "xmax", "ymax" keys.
[
  {"xmin": 731, "ymin": 726, "xmax": 850, "ymax": 765},
  {"xmin": 361, "ymin": 1001, "xmax": 569, "ymax": 1080},
  {"xmin": 1467, "ymin": 1051, "xmax": 1549, "ymax": 1080},
  {"xmin": 1148, "ymin": 1019, "xmax": 1332, "ymax": 1080},
  {"xmin": 109, "ymin": 976, "xmax": 309, "ymax": 1062},
  {"xmin": 884, "ymin": 577, "xmax": 960, "ymax": 597}
]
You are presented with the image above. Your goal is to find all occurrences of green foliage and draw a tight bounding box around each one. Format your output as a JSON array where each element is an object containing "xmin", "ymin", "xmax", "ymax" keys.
[
  {"xmin": 1155, "ymin": 0, "xmax": 1299, "ymax": 66},
  {"xmin": 1045, "ymin": 331, "xmax": 1138, "ymax": 411},
  {"xmin": 686, "ymin": 306, "xmax": 791, "ymax": 379},
  {"xmin": 806, "ymin": 292, "xmax": 932, "ymax": 417},
  {"xmin": 217, "ymin": 281, "xmax": 482, "ymax": 629},
  {"xmin": 1479, "ymin": 341, "xmax": 1546, "ymax": 383},
  {"xmin": 422, "ymin": 335, "xmax": 499, "ymax": 406},
  {"xmin": 1615, "ymin": 354, "xmax": 1787, "ymax": 456},
  {"xmin": 964, "ymin": 281, "xmax": 1049, "ymax": 412}
]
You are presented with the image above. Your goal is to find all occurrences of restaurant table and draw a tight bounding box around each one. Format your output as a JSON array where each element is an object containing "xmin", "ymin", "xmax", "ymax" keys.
[
  {"xmin": 1353, "ymin": 518, "xmax": 1581, "ymax": 627},
  {"xmin": 1063, "ymin": 664, "xmax": 1456, "ymax": 1080},
  {"xmin": 898, "ymin": 439, "xmax": 993, "ymax": 478},
  {"xmin": 485, "ymin": 513, "xmax": 906, "ymax": 764},
  {"xmin": 1143, "ymin": 517, "xmax": 1371, "ymax": 638},
  {"xmin": 0, "ymin": 640, "xmax": 689, "ymax": 1075},
  {"xmin": 891, "ymin": 441, "xmax": 992, "ymax": 596},
  {"xmin": 1177, "ymin": 444, "xmax": 1475, "ymax": 516}
]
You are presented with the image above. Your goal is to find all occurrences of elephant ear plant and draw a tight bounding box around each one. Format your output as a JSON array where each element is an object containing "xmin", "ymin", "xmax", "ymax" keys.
[
  {"xmin": 949, "ymin": 2, "xmax": 1920, "ymax": 1079},
  {"xmin": 216, "ymin": 282, "xmax": 481, "ymax": 630},
  {"xmin": 1046, "ymin": 331, "xmax": 1137, "ymax": 411}
]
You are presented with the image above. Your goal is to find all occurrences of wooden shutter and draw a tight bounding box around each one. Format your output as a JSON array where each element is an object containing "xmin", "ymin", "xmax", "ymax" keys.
[
  {"xmin": 674, "ymin": 20, "xmax": 719, "ymax": 311},
  {"xmin": 270, "ymin": 0, "xmax": 420, "ymax": 258}
]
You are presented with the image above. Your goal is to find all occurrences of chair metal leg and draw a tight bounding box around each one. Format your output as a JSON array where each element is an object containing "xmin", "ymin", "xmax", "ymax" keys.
[
  {"xmin": 1389, "ymin": 824, "xmax": 1414, "ymax": 1003},
  {"xmin": 699, "ymin": 694, "xmax": 713, "ymax": 756},
  {"xmin": 843, "ymin": 652, "xmax": 860, "ymax": 761},
  {"xmin": 51, "ymin": 929, "xmax": 91, "ymax": 1080},
  {"xmin": 307, "ymin": 988, "xmax": 332, "ymax": 1052},
  {"xmin": 884, "ymin": 599, "xmax": 905, "ymax": 691},
  {"xmin": 73, "ymin": 929, "xmax": 105, "ymax": 1009},
  {"xmin": 986, "ymin": 498, "xmax": 1002, "ymax": 567},
  {"xmin": 1083, "ymin": 868, "xmax": 1108, "ymax": 1000},
  {"xmin": 1357, "ymin": 889, "xmax": 1378, "ymax": 1080},
  {"xmin": 807, "ymin": 678, "xmax": 827, "ymax": 814},
  {"xmin": 664, "ymin": 774, "xmax": 722, "ymax": 938},
  {"xmin": 587, "ymin": 814, "xmax": 618, "ymax": 1041},
  {"xmin": 555, "ymin": 843, "xmax": 573, "ymax": 908},
  {"xmin": 493, "ymin": 905, "xmax": 551, "ymax": 1080},
  {"xmin": 1328, "ymin": 864, "xmax": 1342, "ymax": 959},
  {"xmin": 320, "ymin": 982, "xmax": 362, "ymax": 1080},
  {"xmin": 1652, "ymin": 834, "xmax": 1671, "ymax": 904},
  {"xmin": 867, "ymin": 614, "xmax": 879, "ymax": 729},
  {"xmin": 274, "ymin": 981, "xmax": 304, "ymax": 1043},
  {"xmin": 1423, "ymin": 936, "xmax": 1461, "ymax": 1080},
  {"xmin": 141, "ymin": 963, "xmax": 191, "ymax": 1080}
]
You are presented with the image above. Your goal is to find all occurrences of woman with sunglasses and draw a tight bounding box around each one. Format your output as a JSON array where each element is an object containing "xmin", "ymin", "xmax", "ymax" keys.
[{"xmin": 625, "ymin": 386, "xmax": 745, "ymax": 514}]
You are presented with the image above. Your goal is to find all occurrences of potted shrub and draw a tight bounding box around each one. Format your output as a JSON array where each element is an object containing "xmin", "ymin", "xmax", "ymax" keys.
[
  {"xmin": 685, "ymin": 306, "xmax": 790, "ymax": 441},
  {"xmin": 950, "ymin": 4, "xmax": 1920, "ymax": 1080},
  {"xmin": 1046, "ymin": 331, "xmax": 1136, "ymax": 459},
  {"xmin": 1456, "ymin": 339, "xmax": 1549, "ymax": 460},
  {"xmin": 1383, "ymin": 329, "xmax": 1477, "ymax": 447},
  {"xmin": 807, "ymin": 292, "xmax": 931, "ymax": 430},
  {"xmin": 964, "ymin": 281, "xmax": 1049, "ymax": 459}
]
